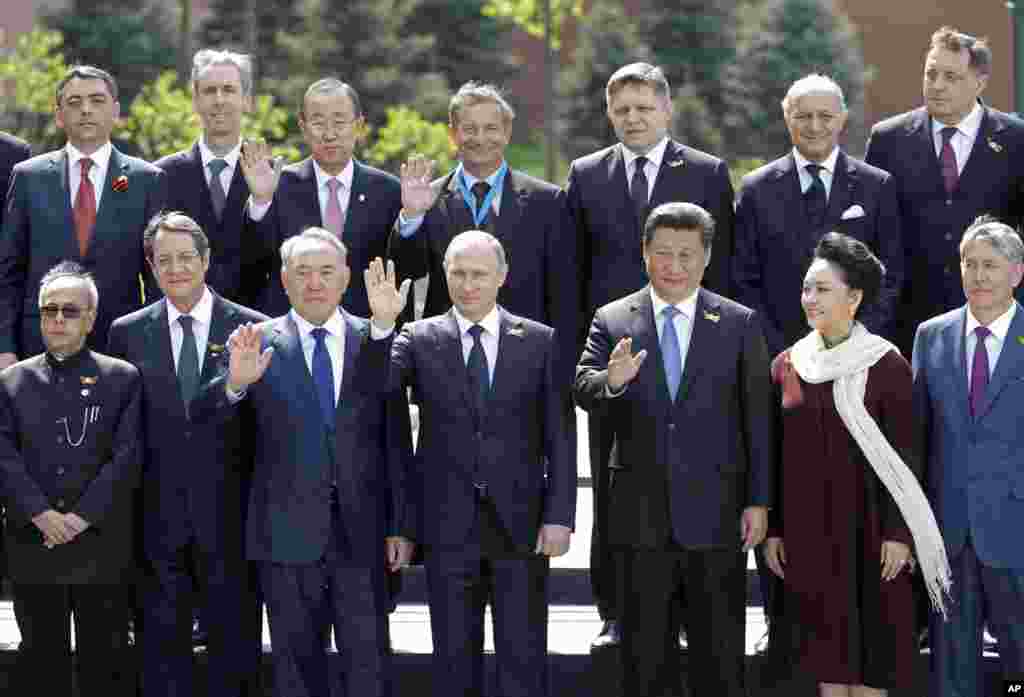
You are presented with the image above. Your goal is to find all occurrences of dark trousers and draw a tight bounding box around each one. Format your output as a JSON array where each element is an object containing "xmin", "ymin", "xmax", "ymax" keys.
[
  {"xmin": 588, "ymin": 410, "xmax": 617, "ymax": 620},
  {"xmin": 142, "ymin": 536, "xmax": 259, "ymax": 697},
  {"xmin": 12, "ymin": 582, "xmax": 133, "ymax": 696},
  {"xmin": 425, "ymin": 495, "xmax": 550, "ymax": 697},
  {"xmin": 931, "ymin": 538, "xmax": 1024, "ymax": 697},
  {"xmin": 260, "ymin": 513, "xmax": 392, "ymax": 697},
  {"xmin": 619, "ymin": 544, "xmax": 747, "ymax": 697}
]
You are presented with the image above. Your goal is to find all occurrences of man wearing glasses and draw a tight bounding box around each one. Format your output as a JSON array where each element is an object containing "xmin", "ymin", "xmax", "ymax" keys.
[
  {"xmin": 0, "ymin": 261, "xmax": 142, "ymax": 696},
  {"xmin": 240, "ymin": 79, "xmax": 410, "ymax": 323}
]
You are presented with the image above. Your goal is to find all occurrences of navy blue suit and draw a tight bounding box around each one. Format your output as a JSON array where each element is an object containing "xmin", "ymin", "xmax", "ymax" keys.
[
  {"xmin": 247, "ymin": 158, "xmax": 406, "ymax": 320},
  {"xmin": 733, "ymin": 150, "xmax": 904, "ymax": 356},
  {"xmin": 192, "ymin": 310, "xmax": 412, "ymax": 697},
  {"xmin": 0, "ymin": 147, "xmax": 167, "ymax": 358},
  {"xmin": 378, "ymin": 307, "xmax": 575, "ymax": 697},
  {"xmin": 575, "ymin": 287, "xmax": 775, "ymax": 697},
  {"xmin": 155, "ymin": 144, "xmax": 256, "ymax": 305},
  {"xmin": 913, "ymin": 304, "xmax": 1024, "ymax": 695},
  {"xmin": 865, "ymin": 105, "xmax": 1024, "ymax": 352},
  {"xmin": 107, "ymin": 292, "xmax": 268, "ymax": 697},
  {"xmin": 0, "ymin": 132, "xmax": 31, "ymax": 230}
]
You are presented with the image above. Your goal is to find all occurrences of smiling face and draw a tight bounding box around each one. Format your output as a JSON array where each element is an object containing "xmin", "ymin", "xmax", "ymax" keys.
[
  {"xmin": 961, "ymin": 239, "xmax": 1024, "ymax": 324},
  {"xmin": 150, "ymin": 227, "xmax": 210, "ymax": 313},
  {"xmin": 450, "ymin": 99, "xmax": 511, "ymax": 179},
  {"xmin": 801, "ymin": 258, "xmax": 862, "ymax": 341},
  {"xmin": 193, "ymin": 62, "xmax": 250, "ymax": 144},
  {"xmin": 607, "ymin": 82, "xmax": 672, "ymax": 155},
  {"xmin": 55, "ymin": 77, "xmax": 120, "ymax": 152},
  {"xmin": 785, "ymin": 92, "xmax": 847, "ymax": 163},
  {"xmin": 923, "ymin": 46, "xmax": 987, "ymax": 125},
  {"xmin": 299, "ymin": 90, "xmax": 363, "ymax": 176}
]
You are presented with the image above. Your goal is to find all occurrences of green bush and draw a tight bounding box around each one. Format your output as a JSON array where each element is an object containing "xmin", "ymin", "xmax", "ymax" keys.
[{"xmin": 364, "ymin": 106, "xmax": 454, "ymax": 175}]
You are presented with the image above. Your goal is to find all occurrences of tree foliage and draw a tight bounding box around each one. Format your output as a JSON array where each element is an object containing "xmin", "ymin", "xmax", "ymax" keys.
[
  {"xmin": 482, "ymin": 0, "xmax": 583, "ymax": 47},
  {"xmin": 0, "ymin": 29, "xmax": 69, "ymax": 151},
  {"xmin": 364, "ymin": 106, "xmax": 454, "ymax": 175}
]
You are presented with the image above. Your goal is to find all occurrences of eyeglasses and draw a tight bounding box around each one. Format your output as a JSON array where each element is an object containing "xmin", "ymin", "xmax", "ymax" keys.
[
  {"xmin": 305, "ymin": 119, "xmax": 359, "ymax": 137},
  {"xmin": 154, "ymin": 251, "xmax": 202, "ymax": 272},
  {"xmin": 40, "ymin": 304, "xmax": 88, "ymax": 320}
]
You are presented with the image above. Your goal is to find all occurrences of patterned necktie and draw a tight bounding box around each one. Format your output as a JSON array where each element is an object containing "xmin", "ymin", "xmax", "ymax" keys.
[
  {"xmin": 74, "ymin": 158, "xmax": 97, "ymax": 257},
  {"xmin": 630, "ymin": 155, "xmax": 649, "ymax": 226},
  {"xmin": 940, "ymin": 127, "xmax": 960, "ymax": 196},
  {"xmin": 325, "ymin": 178, "xmax": 345, "ymax": 238},
  {"xmin": 177, "ymin": 315, "xmax": 200, "ymax": 410},
  {"xmin": 969, "ymin": 325, "xmax": 991, "ymax": 417},
  {"xmin": 804, "ymin": 163, "xmax": 827, "ymax": 228},
  {"xmin": 311, "ymin": 327, "xmax": 335, "ymax": 428},
  {"xmin": 466, "ymin": 324, "xmax": 490, "ymax": 422},
  {"xmin": 208, "ymin": 158, "xmax": 228, "ymax": 221},
  {"xmin": 661, "ymin": 305, "xmax": 683, "ymax": 401},
  {"xmin": 471, "ymin": 181, "xmax": 492, "ymax": 225}
]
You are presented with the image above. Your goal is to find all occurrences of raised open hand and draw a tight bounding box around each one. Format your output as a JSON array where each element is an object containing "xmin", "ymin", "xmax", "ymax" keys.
[
  {"xmin": 607, "ymin": 337, "xmax": 647, "ymax": 391},
  {"xmin": 400, "ymin": 154, "xmax": 438, "ymax": 217},
  {"xmin": 365, "ymin": 257, "xmax": 411, "ymax": 331},
  {"xmin": 239, "ymin": 139, "xmax": 284, "ymax": 205},
  {"xmin": 226, "ymin": 323, "xmax": 274, "ymax": 392}
]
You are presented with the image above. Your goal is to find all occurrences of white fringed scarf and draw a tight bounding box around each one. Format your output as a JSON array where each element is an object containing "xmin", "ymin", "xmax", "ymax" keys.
[{"xmin": 789, "ymin": 322, "xmax": 952, "ymax": 618}]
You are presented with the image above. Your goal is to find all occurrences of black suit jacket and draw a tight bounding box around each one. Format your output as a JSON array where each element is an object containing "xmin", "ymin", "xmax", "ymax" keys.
[
  {"xmin": 0, "ymin": 146, "xmax": 167, "ymax": 357},
  {"xmin": 865, "ymin": 104, "xmax": 1024, "ymax": 350},
  {"xmin": 733, "ymin": 150, "xmax": 904, "ymax": 355},
  {"xmin": 106, "ymin": 292, "xmax": 268, "ymax": 559},
  {"xmin": 0, "ymin": 350, "xmax": 142, "ymax": 583},
  {"xmin": 0, "ymin": 132, "xmax": 31, "ymax": 230},
  {"xmin": 567, "ymin": 139, "xmax": 735, "ymax": 330},
  {"xmin": 574, "ymin": 288, "xmax": 775, "ymax": 549},
  {"xmin": 387, "ymin": 167, "xmax": 579, "ymax": 384},
  {"xmin": 155, "ymin": 143, "xmax": 255, "ymax": 305},
  {"xmin": 247, "ymin": 158, "xmax": 406, "ymax": 320}
]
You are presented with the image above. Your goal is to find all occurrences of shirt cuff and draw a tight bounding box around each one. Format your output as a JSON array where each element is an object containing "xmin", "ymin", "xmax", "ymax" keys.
[
  {"xmin": 247, "ymin": 196, "xmax": 272, "ymax": 221},
  {"xmin": 397, "ymin": 213, "xmax": 424, "ymax": 238}
]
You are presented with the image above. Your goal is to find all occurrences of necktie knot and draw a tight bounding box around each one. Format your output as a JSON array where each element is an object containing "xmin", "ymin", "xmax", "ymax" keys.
[
  {"xmin": 326, "ymin": 178, "xmax": 341, "ymax": 194},
  {"xmin": 80, "ymin": 158, "xmax": 93, "ymax": 176},
  {"xmin": 634, "ymin": 156, "xmax": 648, "ymax": 175},
  {"xmin": 179, "ymin": 315, "xmax": 194, "ymax": 333},
  {"xmin": 805, "ymin": 163, "xmax": 823, "ymax": 179},
  {"xmin": 974, "ymin": 325, "xmax": 991, "ymax": 341},
  {"xmin": 662, "ymin": 305, "xmax": 679, "ymax": 321},
  {"xmin": 468, "ymin": 324, "xmax": 485, "ymax": 342},
  {"xmin": 208, "ymin": 158, "xmax": 228, "ymax": 177},
  {"xmin": 470, "ymin": 181, "xmax": 491, "ymax": 203},
  {"xmin": 312, "ymin": 326, "xmax": 329, "ymax": 345},
  {"xmin": 941, "ymin": 127, "xmax": 959, "ymax": 146}
]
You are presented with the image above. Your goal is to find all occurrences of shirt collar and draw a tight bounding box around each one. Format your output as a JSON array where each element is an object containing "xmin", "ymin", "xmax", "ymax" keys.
[
  {"xmin": 649, "ymin": 286, "xmax": 699, "ymax": 321},
  {"xmin": 66, "ymin": 141, "xmax": 113, "ymax": 174},
  {"xmin": 198, "ymin": 138, "xmax": 241, "ymax": 169},
  {"xmin": 458, "ymin": 161, "xmax": 508, "ymax": 189},
  {"xmin": 966, "ymin": 301, "xmax": 1016, "ymax": 342},
  {"xmin": 623, "ymin": 137, "xmax": 669, "ymax": 171},
  {"xmin": 313, "ymin": 158, "xmax": 354, "ymax": 192},
  {"xmin": 932, "ymin": 100, "xmax": 984, "ymax": 140},
  {"xmin": 166, "ymin": 286, "xmax": 214, "ymax": 328},
  {"xmin": 290, "ymin": 307, "xmax": 346, "ymax": 341},
  {"xmin": 792, "ymin": 146, "xmax": 840, "ymax": 176},
  {"xmin": 452, "ymin": 304, "xmax": 501, "ymax": 338}
]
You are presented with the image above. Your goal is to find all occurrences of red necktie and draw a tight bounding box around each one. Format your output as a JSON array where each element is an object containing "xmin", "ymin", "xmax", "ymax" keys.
[
  {"xmin": 74, "ymin": 158, "xmax": 97, "ymax": 256},
  {"xmin": 940, "ymin": 127, "xmax": 959, "ymax": 196}
]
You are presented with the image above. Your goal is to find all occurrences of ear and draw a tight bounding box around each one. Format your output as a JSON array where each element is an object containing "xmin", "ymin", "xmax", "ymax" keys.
[{"xmin": 849, "ymin": 288, "xmax": 864, "ymax": 317}]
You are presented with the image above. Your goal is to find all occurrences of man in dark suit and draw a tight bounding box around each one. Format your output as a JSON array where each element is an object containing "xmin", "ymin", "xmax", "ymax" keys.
[
  {"xmin": 0, "ymin": 131, "xmax": 31, "ymax": 229},
  {"xmin": 155, "ymin": 50, "xmax": 258, "ymax": 306},
  {"xmin": 912, "ymin": 217, "xmax": 1024, "ymax": 697},
  {"xmin": 575, "ymin": 202, "xmax": 775, "ymax": 697},
  {"xmin": 367, "ymin": 230, "xmax": 575, "ymax": 697},
  {"xmin": 389, "ymin": 82, "xmax": 579, "ymax": 382},
  {"xmin": 106, "ymin": 212, "xmax": 267, "ymax": 697},
  {"xmin": 0, "ymin": 66, "xmax": 166, "ymax": 370},
  {"xmin": 0, "ymin": 261, "xmax": 142, "ymax": 696},
  {"xmin": 240, "ymin": 78, "xmax": 406, "ymax": 322},
  {"xmin": 865, "ymin": 26, "xmax": 1024, "ymax": 355},
  {"xmin": 565, "ymin": 61, "xmax": 735, "ymax": 646},
  {"xmin": 735, "ymin": 74, "xmax": 904, "ymax": 358},
  {"xmin": 194, "ymin": 228, "xmax": 414, "ymax": 697}
]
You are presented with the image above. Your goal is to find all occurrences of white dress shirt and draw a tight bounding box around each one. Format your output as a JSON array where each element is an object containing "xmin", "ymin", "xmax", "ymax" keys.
[
  {"xmin": 932, "ymin": 101, "xmax": 983, "ymax": 176},
  {"xmin": 291, "ymin": 308, "xmax": 346, "ymax": 404},
  {"xmin": 650, "ymin": 286, "xmax": 699, "ymax": 375},
  {"xmin": 166, "ymin": 287, "xmax": 215, "ymax": 374},
  {"xmin": 622, "ymin": 136, "xmax": 669, "ymax": 200},
  {"xmin": 248, "ymin": 158, "xmax": 354, "ymax": 223},
  {"xmin": 198, "ymin": 138, "xmax": 241, "ymax": 192},
  {"xmin": 965, "ymin": 301, "xmax": 1016, "ymax": 389},
  {"xmin": 67, "ymin": 141, "xmax": 112, "ymax": 209},
  {"xmin": 452, "ymin": 305, "xmax": 501, "ymax": 385},
  {"xmin": 793, "ymin": 146, "xmax": 840, "ymax": 201}
]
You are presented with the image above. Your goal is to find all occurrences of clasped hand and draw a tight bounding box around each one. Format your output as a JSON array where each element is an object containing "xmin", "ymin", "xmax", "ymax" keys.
[{"xmin": 33, "ymin": 509, "xmax": 90, "ymax": 548}]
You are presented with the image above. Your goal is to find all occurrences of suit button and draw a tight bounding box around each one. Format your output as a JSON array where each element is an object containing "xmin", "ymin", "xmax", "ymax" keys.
[
  {"xmin": 56, "ymin": 499, "xmax": 65, "ymax": 509},
  {"xmin": 944, "ymin": 266, "xmax": 953, "ymax": 276},
  {"xmin": 946, "ymin": 199, "xmax": 953, "ymax": 206},
  {"xmin": 476, "ymin": 431, "xmax": 483, "ymax": 440},
  {"xmin": 668, "ymin": 423, "xmax": 676, "ymax": 431},
  {"xmin": 184, "ymin": 431, "xmax": 191, "ymax": 440},
  {"xmin": 56, "ymin": 467, "xmax": 65, "ymax": 476},
  {"xmin": 945, "ymin": 233, "xmax": 953, "ymax": 241},
  {"xmin": 56, "ymin": 436, "xmax": 64, "ymax": 445}
]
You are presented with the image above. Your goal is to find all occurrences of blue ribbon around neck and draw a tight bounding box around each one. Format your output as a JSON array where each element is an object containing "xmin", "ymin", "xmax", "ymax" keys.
[{"xmin": 456, "ymin": 161, "xmax": 508, "ymax": 227}]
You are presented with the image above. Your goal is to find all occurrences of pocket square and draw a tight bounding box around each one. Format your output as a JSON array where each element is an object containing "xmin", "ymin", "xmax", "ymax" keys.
[{"xmin": 840, "ymin": 204, "xmax": 865, "ymax": 220}]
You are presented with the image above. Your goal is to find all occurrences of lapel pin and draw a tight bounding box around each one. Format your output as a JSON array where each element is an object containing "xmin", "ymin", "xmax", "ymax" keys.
[
  {"xmin": 208, "ymin": 343, "xmax": 226, "ymax": 355},
  {"xmin": 507, "ymin": 326, "xmax": 524, "ymax": 337},
  {"xmin": 666, "ymin": 159, "xmax": 685, "ymax": 168},
  {"xmin": 112, "ymin": 175, "xmax": 129, "ymax": 192},
  {"xmin": 80, "ymin": 389, "xmax": 91, "ymax": 397},
  {"xmin": 80, "ymin": 376, "xmax": 98, "ymax": 385},
  {"xmin": 1017, "ymin": 335, "xmax": 1024, "ymax": 346},
  {"xmin": 989, "ymin": 139, "xmax": 1003, "ymax": 153},
  {"xmin": 358, "ymin": 193, "xmax": 366, "ymax": 202},
  {"xmin": 703, "ymin": 310, "xmax": 720, "ymax": 323}
]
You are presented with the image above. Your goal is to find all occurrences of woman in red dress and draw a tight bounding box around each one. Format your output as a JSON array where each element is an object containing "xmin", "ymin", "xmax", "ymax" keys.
[{"xmin": 763, "ymin": 233, "xmax": 949, "ymax": 697}]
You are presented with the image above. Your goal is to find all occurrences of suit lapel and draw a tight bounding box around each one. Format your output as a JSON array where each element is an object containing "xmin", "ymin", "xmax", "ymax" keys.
[
  {"xmin": 198, "ymin": 294, "xmax": 236, "ymax": 386},
  {"xmin": 908, "ymin": 109, "xmax": 947, "ymax": 194},
  {"xmin": 978, "ymin": 302, "xmax": 1024, "ymax": 418},
  {"xmin": 649, "ymin": 140, "xmax": 689, "ymax": 211},
  {"xmin": 90, "ymin": 147, "xmax": 129, "ymax": 259},
  {"xmin": 187, "ymin": 143, "xmax": 218, "ymax": 229},
  {"xmin": 296, "ymin": 159, "xmax": 323, "ymax": 228},
  {"xmin": 143, "ymin": 300, "xmax": 186, "ymax": 416},
  {"xmin": 824, "ymin": 151, "xmax": 857, "ymax": 223},
  {"xmin": 958, "ymin": 107, "xmax": 1003, "ymax": 193},
  {"xmin": 676, "ymin": 289, "xmax": 719, "ymax": 404},
  {"xmin": 494, "ymin": 170, "xmax": 522, "ymax": 241},
  {"xmin": 222, "ymin": 149, "xmax": 249, "ymax": 229},
  {"xmin": 442, "ymin": 310, "xmax": 476, "ymax": 417},
  {"xmin": 488, "ymin": 309, "xmax": 521, "ymax": 409},
  {"xmin": 343, "ymin": 160, "xmax": 370, "ymax": 244},
  {"xmin": 48, "ymin": 151, "xmax": 78, "ymax": 259},
  {"xmin": 943, "ymin": 308, "xmax": 970, "ymax": 423},
  {"xmin": 769, "ymin": 155, "xmax": 806, "ymax": 240},
  {"xmin": 271, "ymin": 316, "xmax": 320, "ymax": 416},
  {"xmin": 626, "ymin": 290, "xmax": 670, "ymax": 404},
  {"xmin": 445, "ymin": 170, "xmax": 475, "ymax": 231},
  {"xmin": 337, "ymin": 310, "xmax": 366, "ymax": 411},
  {"xmin": 608, "ymin": 145, "xmax": 640, "ymax": 237}
]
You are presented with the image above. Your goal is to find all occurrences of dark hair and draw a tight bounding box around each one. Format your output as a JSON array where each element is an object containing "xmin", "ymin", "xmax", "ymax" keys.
[
  {"xmin": 143, "ymin": 211, "xmax": 210, "ymax": 262},
  {"xmin": 643, "ymin": 202, "xmax": 715, "ymax": 252},
  {"xmin": 812, "ymin": 232, "xmax": 886, "ymax": 318},
  {"xmin": 56, "ymin": 65, "xmax": 119, "ymax": 105},
  {"xmin": 930, "ymin": 26, "xmax": 991, "ymax": 77}
]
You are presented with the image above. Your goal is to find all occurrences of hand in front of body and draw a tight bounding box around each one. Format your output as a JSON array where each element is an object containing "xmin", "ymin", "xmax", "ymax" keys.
[
  {"xmin": 741, "ymin": 505, "xmax": 768, "ymax": 552},
  {"xmin": 607, "ymin": 337, "xmax": 647, "ymax": 391},
  {"xmin": 386, "ymin": 536, "xmax": 415, "ymax": 572},
  {"xmin": 763, "ymin": 537, "xmax": 785, "ymax": 579},
  {"xmin": 365, "ymin": 257, "xmax": 411, "ymax": 332},
  {"xmin": 399, "ymin": 154, "xmax": 438, "ymax": 218},
  {"xmin": 33, "ymin": 509, "xmax": 72, "ymax": 547},
  {"xmin": 881, "ymin": 540, "xmax": 913, "ymax": 581},
  {"xmin": 226, "ymin": 323, "xmax": 274, "ymax": 393},
  {"xmin": 535, "ymin": 524, "xmax": 571, "ymax": 557},
  {"xmin": 239, "ymin": 139, "xmax": 284, "ymax": 205}
]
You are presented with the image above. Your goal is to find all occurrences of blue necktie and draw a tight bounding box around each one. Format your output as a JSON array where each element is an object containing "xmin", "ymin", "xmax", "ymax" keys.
[
  {"xmin": 661, "ymin": 306, "xmax": 683, "ymax": 401},
  {"xmin": 311, "ymin": 327, "xmax": 335, "ymax": 428},
  {"xmin": 466, "ymin": 324, "xmax": 490, "ymax": 423}
]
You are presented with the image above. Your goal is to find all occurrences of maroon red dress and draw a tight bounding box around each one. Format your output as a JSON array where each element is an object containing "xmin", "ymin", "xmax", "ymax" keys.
[{"xmin": 770, "ymin": 348, "xmax": 918, "ymax": 689}]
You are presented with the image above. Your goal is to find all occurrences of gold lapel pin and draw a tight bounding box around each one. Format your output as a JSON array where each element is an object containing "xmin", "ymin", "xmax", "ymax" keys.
[
  {"xmin": 666, "ymin": 159, "xmax": 685, "ymax": 168},
  {"xmin": 208, "ymin": 343, "xmax": 225, "ymax": 354},
  {"xmin": 80, "ymin": 376, "xmax": 98, "ymax": 385},
  {"xmin": 703, "ymin": 310, "xmax": 720, "ymax": 323}
]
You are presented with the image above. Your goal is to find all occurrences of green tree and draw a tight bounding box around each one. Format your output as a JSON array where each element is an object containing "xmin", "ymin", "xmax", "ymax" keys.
[
  {"xmin": 482, "ymin": 0, "xmax": 582, "ymax": 47},
  {"xmin": 0, "ymin": 28, "xmax": 69, "ymax": 150},
  {"xmin": 364, "ymin": 106, "xmax": 454, "ymax": 174}
]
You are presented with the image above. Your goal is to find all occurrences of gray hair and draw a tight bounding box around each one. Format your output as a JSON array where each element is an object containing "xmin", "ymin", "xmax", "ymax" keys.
[
  {"xmin": 143, "ymin": 211, "xmax": 210, "ymax": 262},
  {"xmin": 38, "ymin": 261, "xmax": 99, "ymax": 310},
  {"xmin": 643, "ymin": 201, "xmax": 716, "ymax": 266},
  {"xmin": 443, "ymin": 230, "xmax": 508, "ymax": 273},
  {"xmin": 280, "ymin": 228, "xmax": 348, "ymax": 268},
  {"xmin": 449, "ymin": 82, "xmax": 516, "ymax": 127},
  {"xmin": 191, "ymin": 49, "xmax": 253, "ymax": 96},
  {"xmin": 781, "ymin": 74, "xmax": 847, "ymax": 115},
  {"xmin": 300, "ymin": 78, "xmax": 363, "ymax": 118},
  {"xmin": 959, "ymin": 215, "xmax": 1024, "ymax": 263},
  {"xmin": 606, "ymin": 62, "xmax": 670, "ymax": 104}
]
